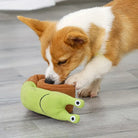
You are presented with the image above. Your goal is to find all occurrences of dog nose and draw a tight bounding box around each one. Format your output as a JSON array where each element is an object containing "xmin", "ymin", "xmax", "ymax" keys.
[{"xmin": 45, "ymin": 78, "xmax": 55, "ymax": 84}]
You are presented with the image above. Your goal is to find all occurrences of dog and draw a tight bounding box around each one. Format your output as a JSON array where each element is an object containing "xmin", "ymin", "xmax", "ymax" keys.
[{"xmin": 18, "ymin": 0, "xmax": 138, "ymax": 97}]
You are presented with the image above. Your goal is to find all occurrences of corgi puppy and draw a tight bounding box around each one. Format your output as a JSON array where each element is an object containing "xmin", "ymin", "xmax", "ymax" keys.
[{"xmin": 18, "ymin": 0, "xmax": 138, "ymax": 97}]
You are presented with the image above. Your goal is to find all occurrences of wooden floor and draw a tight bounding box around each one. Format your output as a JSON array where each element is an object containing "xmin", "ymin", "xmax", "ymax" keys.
[{"xmin": 0, "ymin": 0, "xmax": 138, "ymax": 137}]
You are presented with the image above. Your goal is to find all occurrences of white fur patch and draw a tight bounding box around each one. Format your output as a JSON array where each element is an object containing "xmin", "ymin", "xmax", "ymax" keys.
[
  {"xmin": 66, "ymin": 55, "xmax": 112, "ymax": 89},
  {"xmin": 57, "ymin": 7, "xmax": 114, "ymax": 54},
  {"xmin": 84, "ymin": 55, "xmax": 112, "ymax": 79},
  {"xmin": 45, "ymin": 46, "xmax": 60, "ymax": 84}
]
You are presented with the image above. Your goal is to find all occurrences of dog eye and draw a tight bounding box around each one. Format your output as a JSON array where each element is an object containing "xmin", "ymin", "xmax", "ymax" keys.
[{"xmin": 57, "ymin": 59, "xmax": 67, "ymax": 65}]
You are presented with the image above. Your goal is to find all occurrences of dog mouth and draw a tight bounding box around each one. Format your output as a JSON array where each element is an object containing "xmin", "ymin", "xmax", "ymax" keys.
[
  {"xmin": 60, "ymin": 80, "xmax": 65, "ymax": 84},
  {"xmin": 45, "ymin": 71, "xmax": 75, "ymax": 85},
  {"xmin": 45, "ymin": 77, "xmax": 65, "ymax": 85}
]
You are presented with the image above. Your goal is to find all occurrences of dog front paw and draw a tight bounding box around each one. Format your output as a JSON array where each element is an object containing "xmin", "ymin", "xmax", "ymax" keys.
[
  {"xmin": 78, "ymin": 87, "xmax": 99, "ymax": 98},
  {"xmin": 78, "ymin": 79, "xmax": 101, "ymax": 98},
  {"xmin": 65, "ymin": 72, "xmax": 92, "ymax": 90},
  {"xmin": 65, "ymin": 72, "xmax": 81, "ymax": 86}
]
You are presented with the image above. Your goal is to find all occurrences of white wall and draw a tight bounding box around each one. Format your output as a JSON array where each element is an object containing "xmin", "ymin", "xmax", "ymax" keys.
[{"xmin": 0, "ymin": 0, "xmax": 66, "ymax": 11}]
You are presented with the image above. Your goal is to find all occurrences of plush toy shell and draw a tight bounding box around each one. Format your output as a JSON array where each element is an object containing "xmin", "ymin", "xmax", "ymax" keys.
[
  {"xmin": 27, "ymin": 74, "xmax": 75, "ymax": 113},
  {"xmin": 21, "ymin": 81, "xmax": 84, "ymax": 123}
]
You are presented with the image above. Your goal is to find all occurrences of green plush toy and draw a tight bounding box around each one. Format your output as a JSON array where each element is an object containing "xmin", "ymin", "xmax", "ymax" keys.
[{"xmin": 21, "ymin": 81, "xmax": 84, "ymax": 123}]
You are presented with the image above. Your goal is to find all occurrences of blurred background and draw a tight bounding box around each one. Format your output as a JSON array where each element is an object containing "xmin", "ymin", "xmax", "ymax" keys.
[{"xmin": 0, "ymin": 1, "xmax": 138, "ymax": 138}]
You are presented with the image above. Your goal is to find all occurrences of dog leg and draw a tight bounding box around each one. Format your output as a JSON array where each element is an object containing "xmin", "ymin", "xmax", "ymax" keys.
[
  {"xmin": 66, "ymin": 55, "xmax": 112, "ymax": 90},
  {"xmin": 78, "ymin": 78, "xmax": 102, "ymax": 98}
]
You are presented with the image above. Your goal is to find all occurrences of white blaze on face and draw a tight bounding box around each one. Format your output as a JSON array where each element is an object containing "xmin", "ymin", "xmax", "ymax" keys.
[{"xmin": 45, "ymin": 46, "xmax": 60, "ymax": 84}]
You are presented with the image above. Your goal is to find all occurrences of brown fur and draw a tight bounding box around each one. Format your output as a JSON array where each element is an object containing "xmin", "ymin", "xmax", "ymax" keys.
[
  {"xmin": 104, "ymin": 0, "xmax": 138, "ymax": 65},
  {"xmin": 88, "ymin": 24, "xmax": 106, "ymax": 58},
  {"xmin": 17, "ymin": 16, "xmax": 56, "ymax": 62},
  {"xmin": 18, "ymin": 0, "xmax": 138, "ymax": 82},
  {"xmin": 50, "ymin": 27, "xmax": 89, "ymax": 82}
]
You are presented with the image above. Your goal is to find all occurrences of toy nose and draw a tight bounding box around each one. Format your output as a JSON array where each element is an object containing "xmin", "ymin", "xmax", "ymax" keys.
[{"xmin": 45, "ymin": 78, "xmax": 55, "ymax": 84}]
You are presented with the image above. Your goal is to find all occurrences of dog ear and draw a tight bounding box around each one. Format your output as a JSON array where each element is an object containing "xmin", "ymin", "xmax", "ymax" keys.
[
  {"xmin": 17, "ymin": 16, "xmax": 55, "ymax": 37},
  {"xmin": 64, "ymin": 31, "xmax": 88, "ymax": 48}
]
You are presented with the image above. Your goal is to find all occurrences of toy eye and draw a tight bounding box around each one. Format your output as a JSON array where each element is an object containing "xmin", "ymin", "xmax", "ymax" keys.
[
  {"xmin": 57, "ymin": 59, "xmax": 67, "ymax": 65},
  {"xmin": 75, "ymin": 100, "xmax": 81, "ymax": 106},
  {"xmin": 70, "ymin": 116, "xmax": 76, "ymax": 122}
]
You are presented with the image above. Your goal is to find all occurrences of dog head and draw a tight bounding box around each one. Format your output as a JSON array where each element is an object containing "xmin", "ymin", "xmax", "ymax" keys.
[{"xmin": 18, "ymin": 16, "xmax": 90, "ymax": 84}]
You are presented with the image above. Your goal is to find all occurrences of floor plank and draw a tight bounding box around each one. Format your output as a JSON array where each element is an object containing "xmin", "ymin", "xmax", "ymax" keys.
[{"xmin": 0, "ymin": 0, "xmax": 138, "ymax": 137}]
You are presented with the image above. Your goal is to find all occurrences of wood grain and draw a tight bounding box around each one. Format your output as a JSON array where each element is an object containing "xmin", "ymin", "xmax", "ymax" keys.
[{"xmin": 0, "ymin": 0, "xmax": 138, "ymax": 137}]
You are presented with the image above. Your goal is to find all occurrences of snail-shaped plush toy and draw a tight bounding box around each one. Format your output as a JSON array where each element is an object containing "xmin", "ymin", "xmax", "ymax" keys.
[{"xmin": 21, "ymin": 75, "xmax": 84, "ymax": 123}]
